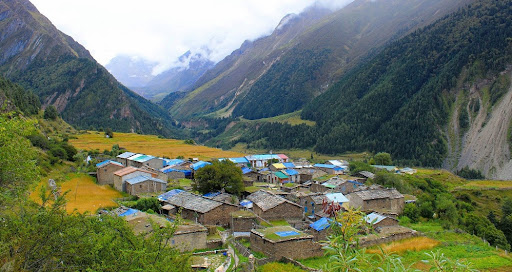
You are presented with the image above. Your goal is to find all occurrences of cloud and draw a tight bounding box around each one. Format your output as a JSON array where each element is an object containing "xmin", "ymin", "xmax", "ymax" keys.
[{"xmin": 31, "ymin": 0, "xmax": 353, "ymax": 75}]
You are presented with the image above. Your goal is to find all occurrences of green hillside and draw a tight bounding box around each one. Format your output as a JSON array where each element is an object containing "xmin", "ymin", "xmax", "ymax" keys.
[{"xmin": 0, "ymin": 0, "xmax": 183, "ymax": 138}]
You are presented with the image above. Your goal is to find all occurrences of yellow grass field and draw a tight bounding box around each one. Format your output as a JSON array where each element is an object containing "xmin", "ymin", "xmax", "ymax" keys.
[
  {"xmin": 69, "ymin": 131, "xmax": 245, "ymax": 160},
  {"xmin": 31, "ymin": 173, "xmax": 122, "ymax": 214},
  {"xmin": 456, "ymin": 180, "xmax": 512, "ymax": 190},
  {"xmin": 367, "ymin": 237, "xmax": 440, "ymax": 254}
]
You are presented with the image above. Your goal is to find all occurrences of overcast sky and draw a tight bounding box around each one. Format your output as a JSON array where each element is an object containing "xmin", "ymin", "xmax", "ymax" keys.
[{"xmin": 31, "ymin": 0, "xmax": 352, "ymax": 74}]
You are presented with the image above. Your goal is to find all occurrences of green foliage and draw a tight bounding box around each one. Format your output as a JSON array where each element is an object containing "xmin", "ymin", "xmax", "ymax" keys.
[
  {"xmin": 0, "ymin": 76, "xmax": 40, "ymax": 115},
  {"xmin": 104, "ymin": 127, "xmax": 114, "ymax": 138},
  {"xmin": 456, "ymin": 166, "xmax": 485, "ymax": 179},
  {"xmin": 349, "ymin": 161, "xmax": 374, "ymax": 175},
  {"xmin": 462, "ymin": 214, "xmax": 510, "ymax": 250},
  {"xmin": 233, "ymin": 48, "xmax": 331, "ymax": 119},
  {"xmin": 403, "ymin": 203, "xmax": 420, "ymax": 223},
  {"xmin": 43, "ymin": 105, "xmax": 58, "ymax": 120},
  {"xmin": 373, "ymin": 171, "xmax": 413, "ymax": 194},
  {"xmin": 373, "ymin": 152, "xmax": 393, "ymax": 165},
  {"xmin": 193, "ymin": 160, "xmax": 244, "ymax": 196},
  {"xmin": 0, "ymin": 197, "xmax": 191, "ymax": 271},
  {"xmin": 184, "ymin": 139, "xmax": 195, "ymax": 145},
  {"xmin": 258, "ymin": 262, "xmax": 305, "ymax": 272},
  {"xmin": 134, "ymin": 197, "xmax": 161, "ymax": 213},
  {"xmin": 0, "ymin": 114, "xmax": 39, "ymax": 201}
]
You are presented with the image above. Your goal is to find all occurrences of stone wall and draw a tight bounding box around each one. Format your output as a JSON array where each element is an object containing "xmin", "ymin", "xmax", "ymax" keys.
[
  {"xmin": 203, "ymin": 204, "xmax": 240, "ymax": 227},
  {"xmin": 172, "ymin": 230, "xmax": 207, "ymax": 252},
  {"xmin": 97, "ymin": 163, "xmax": 123, "ymax": 185},
  {"xmin": 231, "ymin": 216, "xmax": 258, "ymax": 232},
  {"xmin": 254, "ymin": 202, "xmax": 303, "ymax": 221},
  {"xmin": 126, "ymin": 180, "xmax": 166, "ymax": 195},
  {"xmin": 250, "ymin": 234, "xmax": 324, "ymax": 260}
]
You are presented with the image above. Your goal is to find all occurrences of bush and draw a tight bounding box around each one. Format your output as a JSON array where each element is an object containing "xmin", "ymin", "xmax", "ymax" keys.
[
  {"xmin": 43, "ymin": 105, "xmax": 58, "ymax": 120},
  {"xmin": 134, "ymin": 198, "xmax": 161, "ymax": 213},
  {"xmin": 403, "ymin": 203, "xmax": 420, "ymax": 223},
  {"xmin": 456, "ymin": 166, "xmax": 484, "ymax": 179}
]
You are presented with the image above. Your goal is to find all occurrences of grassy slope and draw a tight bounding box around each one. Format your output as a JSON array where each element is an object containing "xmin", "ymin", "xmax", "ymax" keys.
[{"xmin": 70, "ymin": 131, "xmax": 244, "ymax": 160}]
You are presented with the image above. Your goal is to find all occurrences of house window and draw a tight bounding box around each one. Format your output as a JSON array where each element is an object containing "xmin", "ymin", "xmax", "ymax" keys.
[{"xmin": 139, "ymin": 185, "xmax": 142, "ymax": 188}]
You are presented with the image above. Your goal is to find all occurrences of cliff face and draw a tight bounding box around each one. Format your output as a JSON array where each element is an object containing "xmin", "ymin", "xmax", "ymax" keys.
[{"xmin": 0, "ymin": 0, "xmax": 182, "ymax": 138}]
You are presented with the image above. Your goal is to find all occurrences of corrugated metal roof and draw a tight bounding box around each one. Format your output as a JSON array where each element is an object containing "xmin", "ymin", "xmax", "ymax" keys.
[
  {"xmin": 117, "ymin": 152, "xmax": 136, "ymax": 159},
  {"xmin": 284, "ymin": 169, "xmax": 299, "ymax": 176},
  {"xmin": 113, "ymin": 166, "xmax": 154, "ymax": 177},
  {"xmin": 133, "ymin": 155, "xmax": 156, "ymax": 163},
  {"xmin": 283, "ymin": 162, "xmax": 295, "ymax": 168},
  {"xmin": 163, "ymin": 159, "xmax": 184, "ymax": 167},
  {"xmin": 365, "ymin": 212, "xmax": 394, "ymax": 224},
  {"xmin": 272, "ymin": 163, "xmax": 286, "ymax": 169},
  {"xmin": 96, "ymin": 160, "xmax": 123, "ymax": 168},
  {"xmin": 125, "ymin": 175, "xmax": 165, "ymax": 185},
  {"xmin": 127, "ymin": 154, "xmax": 145, "ymax": 161},
  {"xmin": 278, "ymin": 154, "xmax": 288, "ymax": 159},
  {"xmin": 325, "ymin": 193, "xmax": 349, "ymax": 203},
  {"xmin": 245, "ymin": 154, "xmax": 280, "ymax": 161},
  {"xmin": 274, "ymin": 171, "xmax": 289, "ymax": 179},
  {"xmin": 310, "ymin": 217, "xmax": 332, "ymax": 232},
  {"xmin": 314, "ymin": 164, "xmax": 336, "ymax": 169},
  {"xmin": 229, "ymin": 157, "xmax": 249, "ymax": 164},
  {"xmin": 158, "ymin": 189, "xmax": 185, "ymax": 201},
  {"xmin": 191, "ymin": 161, "xmax": 211, "ymax": 170}
]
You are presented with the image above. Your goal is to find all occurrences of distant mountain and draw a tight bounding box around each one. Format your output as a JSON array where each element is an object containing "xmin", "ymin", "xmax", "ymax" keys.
[
  {"xmin": 164, "ymin": 0, "xmax": 472, "ymax": 120},
  {"xmin": 105, "ymin": 55, "xmax": 157, "ymax": 88},
  {"xmin": 0, "ymin": 0, "xmax": 182, "ymax": 137},
  {"xmin": 107, "ymin": 51, "xmax": 214, "ymax": 102}
]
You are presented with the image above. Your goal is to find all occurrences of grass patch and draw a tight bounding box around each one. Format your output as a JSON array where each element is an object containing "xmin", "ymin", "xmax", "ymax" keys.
[
  {"xmin": 70, "ymin": 131, "xmax": 244, "ymax": 160},
  {"xmin": 31, "ymin": 173, "xmax": 122, "ymax": 214},
  {"xmin": 366, "ymin": 237, "xmax": 440, "ymax": 254},
  {"xmin": 258, "ymin": 262, "xmax": 306, "ymax": 272},
  {"xmin": 284, "ymin": 183, "xmax": 296, "ymax": 188},
  {"xmin": 299, "ymin": 255, "xmax": 330, "ymax": 269},
  {"xmin": 269, "ymin": 219, "xmax": 290, "ymax": 226},
  {"xmin": 456, "ymin": 180, "xmax": 512, "ymax": 190},
  {"xmin": 178, "ymin": 178, "xmax": 193, "ymax": 187}
]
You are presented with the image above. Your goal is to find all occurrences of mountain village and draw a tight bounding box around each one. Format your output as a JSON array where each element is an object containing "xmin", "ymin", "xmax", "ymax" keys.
[{"xmin": 93, "ymin": 150, "xmax": 417, "ymax": 270}]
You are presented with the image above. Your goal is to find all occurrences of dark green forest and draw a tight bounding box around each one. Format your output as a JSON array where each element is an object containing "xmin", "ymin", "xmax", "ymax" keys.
[
  {"xmin": 219, "ymin": 0, "xmax": 512, "ymax": 167},
  {"xmin": 232, "ymin": 48, "xmax": 331, "ymax": 119}
]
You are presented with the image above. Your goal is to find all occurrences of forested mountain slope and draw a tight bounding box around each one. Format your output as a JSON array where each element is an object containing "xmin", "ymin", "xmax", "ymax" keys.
[
  {"xmin": 217, "ymin": 0, "xmax": 512, "ymax": 175},
  {"xmin": 166, "ymin": 0, "xmax": 472, "ymax": 120},
  {"xmin": 0, "ymin": 0, "xmax": 182, "ymax": 137},
  {"xmin": 301, "ymin": 0, "xmax": 512, "ymax": 167}
]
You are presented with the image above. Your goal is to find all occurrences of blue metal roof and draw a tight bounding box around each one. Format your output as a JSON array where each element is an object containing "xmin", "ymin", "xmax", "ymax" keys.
[
  {"xmin": 203, "ymin": 192, "xmax": 221, "ymax": 198},
  {"xmin": 275, "ymin": 231, "xmax": 299, "ymax": 237},
  {"xmin": 325, "ymin": 193, "xmax": 349, "ymax": 203},
  {"xmin": 240, "ymin": 200, "xmax": 253, "ymax": 208},
  {"xmin": 284, "ymin": 169, "xmax": 299, "ymax": 176},
  {"xmin": 125, "ymin": 175, "xmax": 165, "ymax": 185},
  {"xmin": 191, "ymin": 161, "xmax": 211, "ymax": 170},
  {"xmin": 314, "ymin": 163, "xmax": 336, "ymax": 169},
  {"xmin": 133, "ymin": 155, "xmax": 156, "ymax": 163},
  {"xmin": 158, "ymin": 189, "xmax": 185, "ymax": 202},
  {"xmin": 119, "ymin": 208, "xmax": 139, "ymax": 217},
  {"xmin": 283, "ymin": 162, "xmax": 295, "ymax": 168},
  {"xmin": 348, "ymin": 180, "xmax": 364, "ymax": 186},
  {"xmin": 96, "ymin": 160, "xmax": 123, "ymax": 168},
  {"xmin": 163, "ymin": 159, "xmax": 184, "ymax": 167},
  {"xmin": 241, "ymin": 167, "xmax": 252, "ymax": 174},
  {"xmin": 246, "ymin": 154, "xmax": 280, "ymax": 161},
  {"xmin": 365, "ymin": 212, "xmax": 388, "ymax": 224},
  {"xmin": 229, "ymin": 157, "xmax": 250, "ymax": 164},
  {"xmin": 310, "ymin": 217, "xmax": 332, "ymax": 232}
]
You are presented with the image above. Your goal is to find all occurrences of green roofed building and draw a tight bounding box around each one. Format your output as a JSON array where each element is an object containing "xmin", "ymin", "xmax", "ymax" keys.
[{"xmin": 250, "ymin": 226, "xmax": 323, "ymax": 260}]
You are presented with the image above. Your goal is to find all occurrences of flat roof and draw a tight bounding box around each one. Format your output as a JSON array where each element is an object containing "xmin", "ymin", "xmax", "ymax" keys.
[{"xmin": 252, "ymin": 226, "xmax": 311, "ymax": 242}]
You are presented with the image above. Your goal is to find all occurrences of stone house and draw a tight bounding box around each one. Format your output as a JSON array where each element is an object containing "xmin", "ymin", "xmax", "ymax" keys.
[
  {"xmin": 313, "ymin": 164, "xmax": 346, "ymax": 175},
  {"xmin": 116, "ymin": 152, "xmax": 136, "ymax": 166},
  {"xmin": 119, "ymin": 208, "xmax": 207, "ymax": 252},
  {"xmin": 308, "ymin": 217, "xmax": 333, "ymax": 242},
  {"xmin": 163, "ymin": 191, "xmax": 239, "ymax": 227},
  {"xmin": 247, "ymin": 190, "xmax": 303, "ymax": 221},
  {"xmin": 126, "ymin": 154, "xmax": 163, "ymax": 169},
  {"xmin": 230, "ymin": 210, "xmax": 258, "ymax": 232},
  {"xmin": 283, "ymin": 169, "xmax": 300, "ymax": 183},
  {"xmin": 365, "ymin": 212, "xmax": 399, "ymax": 228},
  {"xmin": 311, "ymin": 177, "xmax": 364, "ymax": 194},
  {"xmin": 250, "ymin": 226, "xmax": 324, "ymax": 260},
  {"xmin": 125, "ymin": 176, "xmax": 167, "ymax": 196},
  {"xmin": 113, "ymin": 167, "xmax": 158, "ymax": 192},
  {"xmin": 347, "ymin": 188, "xmax": 405, "ymax": 215},
  {"xmin": 96, "ymin": 160, "xmax": 124, "ymax": 185}
]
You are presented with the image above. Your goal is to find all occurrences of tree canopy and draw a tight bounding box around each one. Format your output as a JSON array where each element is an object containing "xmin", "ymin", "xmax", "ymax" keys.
[{"xmin": 193, "ymin": 160, "xmax": 244, "ymax": 196}]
